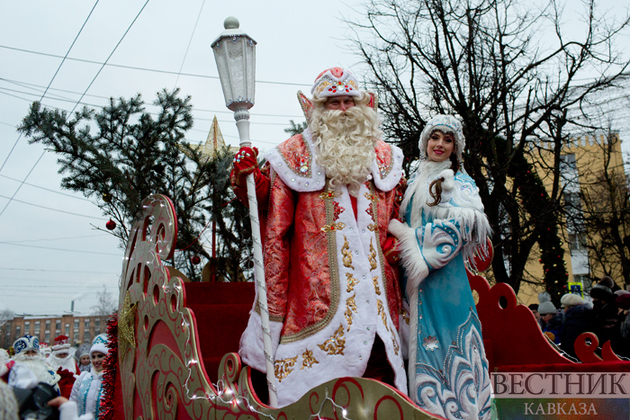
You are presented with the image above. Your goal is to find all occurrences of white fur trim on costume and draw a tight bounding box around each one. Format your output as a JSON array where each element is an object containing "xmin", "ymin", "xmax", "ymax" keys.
[
  {"xmin": 265, "ymin": 129, "xmax": 325, "ymax": 192},
  {"xmin": 90, "ymin": 334, "xmax": 109, "ymax": 357},
  {"xmin": 371, "ymin": 144, "xmax": 404, "ymax": 192},
  {"xmin": 238, "ymin": 309, "xmax": 282, "ymax": 374},
  {"xmin": 440, "ymin": 169, "xmax": 454, "ymax": 190},
  {"xmin": 267, "ymin": 129, "xmax": 403, "ymax": 193},
  {"xmin": 388, "ymin": 219, "xmax": 430, "ymax": 296},
  {"xmin": 58, "ymin": 401, "xmax": 80, "ymax": 420}
]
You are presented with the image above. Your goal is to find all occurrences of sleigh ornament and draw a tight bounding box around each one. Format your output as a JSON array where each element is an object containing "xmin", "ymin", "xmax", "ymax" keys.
[{"xmin": 108, "ymin": 194, "xmax": 630, "ymax": 420}]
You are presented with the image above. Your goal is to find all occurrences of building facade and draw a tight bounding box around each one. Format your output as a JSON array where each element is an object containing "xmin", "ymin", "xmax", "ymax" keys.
[
  {"xmin": 0, "ymin": 313, "xmax": 110, "ymax": 350},
  {"xmin": 516, "ymin": 131, "xmax": 629, "ymax": 304}
]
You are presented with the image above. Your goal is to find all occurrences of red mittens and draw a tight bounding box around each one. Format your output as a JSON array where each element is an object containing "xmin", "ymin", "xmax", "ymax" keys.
[{"xmin": 230, "ymin": 146, "xmax": 260, "ymax": 188}]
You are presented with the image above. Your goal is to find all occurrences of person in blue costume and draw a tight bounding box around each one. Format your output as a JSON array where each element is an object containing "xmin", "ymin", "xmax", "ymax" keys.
[{"xmin": 388, "ymin": 114, "xmax": 493, "ymax": 419}]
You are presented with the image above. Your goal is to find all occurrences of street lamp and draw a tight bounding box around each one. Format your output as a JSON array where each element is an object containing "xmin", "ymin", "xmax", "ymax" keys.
[{"xmin": 212, "ymin": 17, "xmax": 278, "ymax": 407}]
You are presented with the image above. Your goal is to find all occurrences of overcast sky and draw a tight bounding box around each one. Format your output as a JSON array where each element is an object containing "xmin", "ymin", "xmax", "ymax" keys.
[{"xmin": 1, "ymin": 0, "xmax": 629, "ymax": 316}]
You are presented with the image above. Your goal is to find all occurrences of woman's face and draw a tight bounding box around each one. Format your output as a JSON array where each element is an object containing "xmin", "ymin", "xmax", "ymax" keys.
[
  {"xmin": 80, "ymin": 355, "xmax": 91, "ymax": 366},
  {"xmin": 426, "ymin": 130, "xmax": 455, "ymax": 162},
  {"xmin": 91, "ymin": 352, "xmax": 106, "ymax": 373}
]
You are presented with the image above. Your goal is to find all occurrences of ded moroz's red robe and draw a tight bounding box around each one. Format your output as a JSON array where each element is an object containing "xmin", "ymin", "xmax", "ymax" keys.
[{"xmin": 239, "ymin": 128, "xmax": 407, "ymax": 406}]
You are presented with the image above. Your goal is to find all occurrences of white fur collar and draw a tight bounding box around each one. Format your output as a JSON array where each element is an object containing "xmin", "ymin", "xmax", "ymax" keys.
[{"xmin": 266, "ymin": 128, "xmax": 404, "ymax": 192}]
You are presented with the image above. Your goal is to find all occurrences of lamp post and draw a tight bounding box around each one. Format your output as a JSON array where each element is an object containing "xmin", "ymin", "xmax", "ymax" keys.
[{"xmin": 212, "ymin": 17, "xmax": 278, "ymax": 407}]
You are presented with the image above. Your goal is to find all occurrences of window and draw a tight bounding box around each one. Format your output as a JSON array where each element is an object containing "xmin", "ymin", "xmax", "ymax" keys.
[
  {"xmin": 15, "ymin": 326, "xmax": 21, "ymax": 336},
  {"xmin": 56, "ymin": 321, "xmax": 61, "ymax": 330},
  {"xmin": 65, "ymin": 323, "xmax": 70, "ymax": 332},
  {"xmin": 45, "ymin": 332, "xmax": 50, "ymax": 342},
  {"xmin": 45, "ymin": 320, "xmax": 51, "ymax": 329},
  {"xmin": 24, "ymin": 322, "xmax": 30, "ymax": 333},
  {"xmin": 84, "ymin": 319, "xmax": 90, "ymax": 329},
  {"xmin": 35, "ymin": 321, "xmax": 40, "ymax": 329},
  {"xmin": 84, "ymin": 332, "xmax": 91, "ymax": 342},
  {"xmin": 74, "ymin": 320, "xmax": 80, "ymax": 329}
]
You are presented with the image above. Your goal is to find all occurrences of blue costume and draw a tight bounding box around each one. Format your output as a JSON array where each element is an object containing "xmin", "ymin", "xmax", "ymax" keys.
[{"xmin": 389, "ymin": 115, "xmax": 493, "ymax": 419}]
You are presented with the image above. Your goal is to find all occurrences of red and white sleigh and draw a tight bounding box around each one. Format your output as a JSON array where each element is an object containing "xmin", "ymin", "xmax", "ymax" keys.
[{"xmin": 105, "ymin": 194, "xmax": 630, "ymax": 419}]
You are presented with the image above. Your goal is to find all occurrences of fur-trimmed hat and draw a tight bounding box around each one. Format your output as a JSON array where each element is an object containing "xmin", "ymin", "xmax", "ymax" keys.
[
  {"xmin": 560, "ymin": 293, "xmax": 585, "ymax": 308},
  {"xmin": 616, "ymin": 293, "xmax": 630, "ymax": 310},
  {"xmin": 74, "ymin": 343, "xmax": 91, "ymax": 361},
  {"xmin": 419, "ymin": 114, "xmax": 465, "ymax": 164},
  {"xmin": 311, "ymin": 67, "xmax": 361, "ymax": 99},
  {"xmin": 538, "ymin": 301, "xmax": 557, "ymax": 315},
  {"xmin": 12, "ymin": 334, "xmax": 39, "ymax": 355},
  {"xmin": 52, "ymin": 335, "xmax": 71, "ymax": 356},
  {"xmin": 590, "ymin": 283, "xmax": 614, "ymax": 302},
  {"xmin": 599, "ymin": 276, "xmax": 615, "ymax": 289},
  {"xmin": 90, "ymin": 333, "xmax": 109, "ymax": 357}
]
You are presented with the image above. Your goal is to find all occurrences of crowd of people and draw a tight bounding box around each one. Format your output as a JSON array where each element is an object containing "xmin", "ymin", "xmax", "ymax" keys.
[
  {"xmin": 0, "ymin": 333, "xmax": 110, "ymax": 420},
  {"xmin": 531, "ymin": 276, "xmax": 630, "ymax": 359}
]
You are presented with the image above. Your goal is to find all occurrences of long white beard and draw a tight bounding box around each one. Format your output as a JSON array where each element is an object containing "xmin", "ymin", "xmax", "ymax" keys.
[
  {"xmin": 48, "ymin": 353, "xmax": 76, "ymax": 372},
  {"xmin": 12, "ymin": 354, "xmax": 58, "ymax": 386},
  {"xmin": 310, "ymin": 105, "xmax": 380, "ymax": 196}
]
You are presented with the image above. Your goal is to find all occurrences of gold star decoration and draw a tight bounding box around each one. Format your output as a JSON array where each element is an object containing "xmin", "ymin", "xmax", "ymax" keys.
[
  {"xmin": 178, "ymin": 116, "xmax": 237, "ymax": 163},
  {"xmin": 118, "ymin": 290, "xmax": 137, "ymax": 362}
]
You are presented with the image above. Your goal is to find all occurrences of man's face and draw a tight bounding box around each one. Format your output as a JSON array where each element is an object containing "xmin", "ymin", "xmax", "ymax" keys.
[
  {"xmin": 541, "ymin": 313, "xmax": 554, "ymax": 322},
  {"xmin": 56, "ymin": 352, "xmax": 69, "ymax": 359},
  {"xmin": 325, "ymin": 96, "xmax": 355, "ymax": 111}
]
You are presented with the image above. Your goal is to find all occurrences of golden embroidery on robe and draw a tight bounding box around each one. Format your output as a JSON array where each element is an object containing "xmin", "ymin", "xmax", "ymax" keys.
[
  {"xmin": 372, "ymin": 275, "xmax": 381, "ymax": 295},
  {"xmin": 369, "ymin": 238, "xmax": 378, "ymax": 271},
  {"xmin": 317, "ymin": 324, "xmax": 346, "ymax": 355},
  {"xmin": 401, "ymin": 308, "xmax": 410, "ymax": 325},
  {"xmin": 274, "ymin": 355, "xmax": 298, "ymax": 382},
  {"xmin": 321, "ymin": 222, "xmax": 346, "ymax": 233},
  {"xmin": 300, "ymin": 349, "xmax": 319, "ymax": 370},
  {"xmin": 344, "ymin": 293, "xmax": 357, "ymax": 331},
  {"xmin": 390, "ymin": 329, "xmax": 400, "ymax": 356},
  {"xmin": 377, "ymin": 299, "xmax": 389, "ymax": 332},
  {"xmin": 319, "ymin": 190, "xmax": 340, "ymax": 200},
  {"xmin": 346, "ymin": 273, "xmax": 359, "ymax": 293},
  {"xmin": 341, "ymin": 236, "xmax": 354, "ymax": 269}
]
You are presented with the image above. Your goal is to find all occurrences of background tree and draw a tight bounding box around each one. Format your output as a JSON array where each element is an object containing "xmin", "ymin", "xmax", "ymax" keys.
[
  {"xmin": 0, "ymin": 307, "xmax": 13, "ymax": 329},
  {"xmin": 285, "ymin": 120, "xmax": 308, "ymax": 137},
  {"xmin": 91, "ymin": 285, "xmax": 118, "ymax": 316},
  {"xmin": 19, "ymin": 89, "xmax": 252, "ymax": 282},
  {"xmin": 568, "ymin": 130, "xmax": 630, "ymax": 287},
  {"xmin": 348, "ymin": 0, "xmax": 629, "ymax": 303}
]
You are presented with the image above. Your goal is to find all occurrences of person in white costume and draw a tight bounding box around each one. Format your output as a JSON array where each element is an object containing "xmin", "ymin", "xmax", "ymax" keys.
[{"xmin": 69, "ymin": 333, "xmax": 108, "ymax": 419}]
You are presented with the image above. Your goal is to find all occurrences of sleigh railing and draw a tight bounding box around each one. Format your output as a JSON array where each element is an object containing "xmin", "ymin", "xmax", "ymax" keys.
[
  {"xmin": 115, "ymin": 194, "xmax": 441, "ymax": 419},
  {"xmin": 115, "ymin": 194, "xmax": 630, "ymax": 420}
]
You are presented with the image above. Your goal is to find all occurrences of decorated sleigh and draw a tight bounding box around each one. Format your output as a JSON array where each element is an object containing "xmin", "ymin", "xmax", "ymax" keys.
[{"xmin": 105, "ymin": 194, "xmax": 630, "ymax": 420}]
